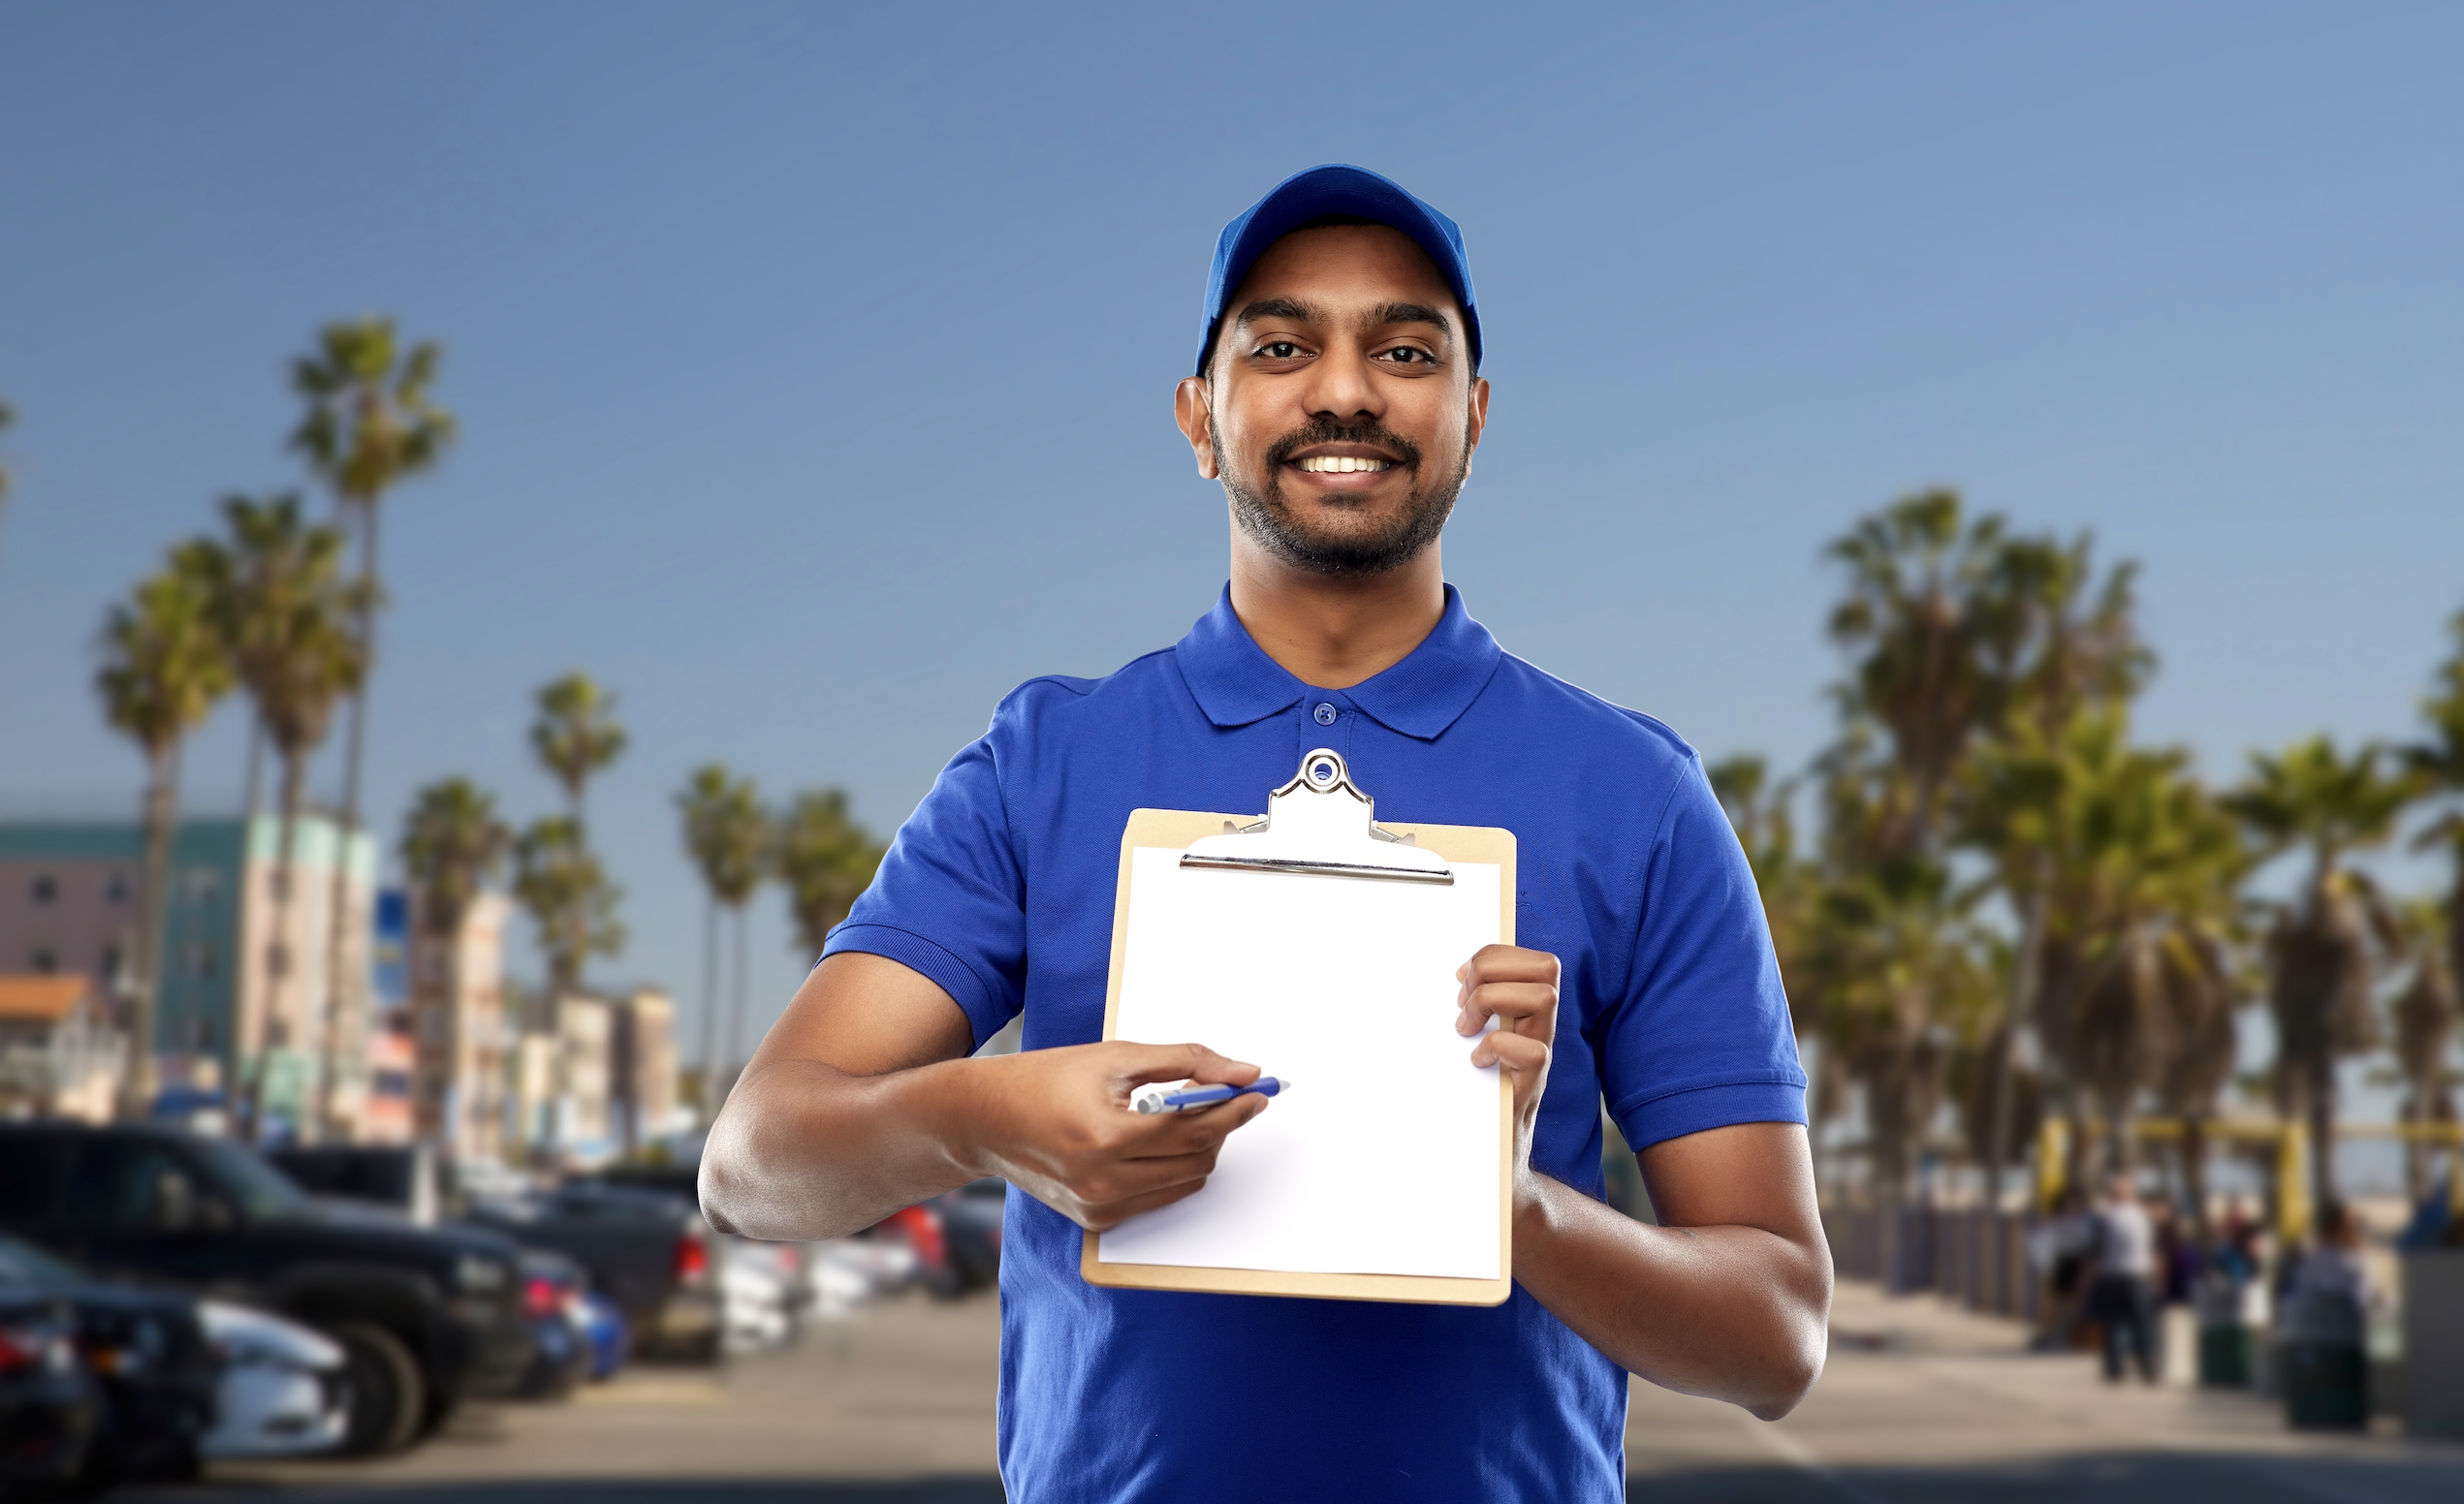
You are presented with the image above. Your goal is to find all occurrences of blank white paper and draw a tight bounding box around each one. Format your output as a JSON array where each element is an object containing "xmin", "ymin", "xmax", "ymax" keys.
[{"xmin": 1093, "ymin": 846, "xmax": 1503, "ymax": 1280}]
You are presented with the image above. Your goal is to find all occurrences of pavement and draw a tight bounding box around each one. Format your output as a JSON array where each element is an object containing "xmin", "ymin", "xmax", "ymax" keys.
[{"xmin": 132, "ymin": 1280, "xmax": 2464, "ymax": 1503}]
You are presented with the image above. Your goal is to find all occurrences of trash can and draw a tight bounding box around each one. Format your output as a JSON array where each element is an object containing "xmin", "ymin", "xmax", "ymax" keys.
[
  {"xmin": 2193, "ymin": 1275, "xmax": 2259, "ymax": 1388},
  {"xmin": 2406, "ymin": 1248, "xmax": 2464, "ymax": 1438},
  {"xmin": 2281, "ymin": 1290, "xmax": 2368, "ymax": 1430},
  {"xmin": 2200, "ymin": 1322, "xmax": 2254, "ymax": 1387}
]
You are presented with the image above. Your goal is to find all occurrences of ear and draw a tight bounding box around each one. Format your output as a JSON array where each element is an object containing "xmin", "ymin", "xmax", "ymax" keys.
[
  {"xmin": 1175, "ymin": 377, "xmax": 1219, "ymax": 480},
  {"xmin": 1462, "ymin": 374, "xmax": 1491, "ymax": 470}
]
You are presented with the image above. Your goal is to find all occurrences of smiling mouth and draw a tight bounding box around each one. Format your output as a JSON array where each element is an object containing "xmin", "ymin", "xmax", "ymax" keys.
[{"xmin": 1292, "ymin": 455, "xmax": 1395, "ymax": 474}]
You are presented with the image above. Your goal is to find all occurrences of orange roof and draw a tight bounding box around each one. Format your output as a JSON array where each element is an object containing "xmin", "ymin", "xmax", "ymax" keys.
[{"xmin": 0, "ymin": 975, "xmax": 92, "ymax": 1022}]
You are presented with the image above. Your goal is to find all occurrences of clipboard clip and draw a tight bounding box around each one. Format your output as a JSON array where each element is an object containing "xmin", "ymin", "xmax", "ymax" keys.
[{"xmin": 1179, "ymin": 748, "xmax": 1454, "ymax": 885}]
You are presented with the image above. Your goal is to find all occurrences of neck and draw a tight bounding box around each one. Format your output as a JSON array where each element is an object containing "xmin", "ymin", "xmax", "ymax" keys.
[{"xmin": 1226, "ymin": 534, "xmax": 1447, "ymax": 690}]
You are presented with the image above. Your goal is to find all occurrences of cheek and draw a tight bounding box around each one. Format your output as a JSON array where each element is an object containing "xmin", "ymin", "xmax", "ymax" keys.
[{"xmin": 1399, "ymin": 392, "xmax": 1469, "ymax": 457}]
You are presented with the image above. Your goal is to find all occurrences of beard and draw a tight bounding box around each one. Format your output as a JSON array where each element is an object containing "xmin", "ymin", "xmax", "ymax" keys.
[{"xmin": 1215, "ymin": 415, "xmax": 1469, "ymax": 579}]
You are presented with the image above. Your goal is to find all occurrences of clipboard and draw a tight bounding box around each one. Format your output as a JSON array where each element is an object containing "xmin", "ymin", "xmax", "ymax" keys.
[{"xmin": 1080, "ymin": 748, "xmax": 1517, "ymax": 1306}]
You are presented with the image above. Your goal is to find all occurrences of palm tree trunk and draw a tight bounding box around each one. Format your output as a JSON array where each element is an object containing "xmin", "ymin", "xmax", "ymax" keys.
[
  {"xmin": 725, "ymin": 902, "xmax": 750, "ymax": 1104},
  {"xmin": 316, "ymin": 503, "xmax": 379, "ymax": 1143},
  {"xmin": 122, "ymin": 740, "xmax": 181, "ymax": 1121},
  {"xmin": 698, "ymin": 896, "xmax": 722, "ymax": 1123},
  {"xmin": 2181, "ymin": 1113, "xmax": 2212, "ymax": 1242},
  {"xmin": 2310, "ymin": 1057, "xmax": 2339, "ymax": 1213},
  {"xmin": 1986, "ymin": 881, "xmax": 2048, "ymax": 1207},
  {"xmin": 242, "ymin": 715, "xmax": 266, "ymax": 824}
]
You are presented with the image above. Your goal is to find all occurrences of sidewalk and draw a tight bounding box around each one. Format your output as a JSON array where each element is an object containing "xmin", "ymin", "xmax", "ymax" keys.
[
  {"xmin": 1628, "ymin": 1279, "xmax": 2464, "ymax": 1502},
  {"xmin": 147, "ymin": 1279, "xmax": 2464, "ymax": 1503}
]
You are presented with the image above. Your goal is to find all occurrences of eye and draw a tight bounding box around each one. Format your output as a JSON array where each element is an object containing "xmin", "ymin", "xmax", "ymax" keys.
[
  {"xmin": 1376, "ymin": 346, "xmax": 1436, "ymax": 366},
  {"xmin": 1256, "ymin": 340, "xmax": 1307, "ymax": 360}
]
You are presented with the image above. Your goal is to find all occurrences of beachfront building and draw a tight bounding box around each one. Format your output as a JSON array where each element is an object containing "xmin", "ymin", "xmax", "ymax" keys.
[
  {"xmin": 0, "ymin": 974, "xmax": 126, "ymax": 1121},
  {"xmin": 0, "ymin": 813, "xmax": 377, "ymax": 1139},
  {"xmin": 392, "ymin": 888, "xmax": 512, "ymax": 1161}
]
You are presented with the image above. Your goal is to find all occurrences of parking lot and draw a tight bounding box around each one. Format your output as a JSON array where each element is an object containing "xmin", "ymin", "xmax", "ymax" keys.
[{"xmin": 119, "ymin": 1279, "xmax": 2464, "ymax": 1504}]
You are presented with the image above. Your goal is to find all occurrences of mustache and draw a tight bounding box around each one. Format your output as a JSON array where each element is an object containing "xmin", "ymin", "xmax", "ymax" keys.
[{"xmin": 1263, "ymin": 417, "xmax": 1424, "ymax": 472}]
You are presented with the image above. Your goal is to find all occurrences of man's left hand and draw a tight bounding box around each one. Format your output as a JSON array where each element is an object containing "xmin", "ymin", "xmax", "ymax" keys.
[{"xmin": 1455, "ymin": 944, "xmax": 1559, "ymax": 1182}]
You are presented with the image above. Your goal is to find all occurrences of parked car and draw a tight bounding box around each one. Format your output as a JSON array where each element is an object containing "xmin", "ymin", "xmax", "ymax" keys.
[
  {"xmin": 806, "ymin": 1237, "xmax": 920, "ymax": 1321},
  {"xmin": 462, "ymin": 1183, "xmax": 722, "ymax": 1363},
  {"xmin": 932, "ymin": 1178, "xmax": 1007, "ymax": 1294},
  {"xmin": 574, "ymin": 1287, "xmax": 629, "ymax": 1381},
  {"xmin": 0, "ymin": 1290, "xmax": 93, "ymax": 1492},
  {"xmin": 0, "ymin": 1233, "xmax": 217, "ymax": 1490},
  {"xmin": 509, "ymin": 1252, "xmax": 595, "ymax": 1399},
  {"xmin": 267, "ymin": 1144, "xmax": 443, "ymax": 1224},
  {"xmin": 0, "ymin": 1122, "xmax": 532, "ymax": 1457},
  {"xmin": 718, "ymin": 1242, "xmax": 798, "ymax": 1355},
  {"xmin": 583, "ymin": 1161, "xmax": 699, "ymax": 1204},
  {"xmin": 198, "ymin": 1300, "xmax": 350, "ymax": 1458}
]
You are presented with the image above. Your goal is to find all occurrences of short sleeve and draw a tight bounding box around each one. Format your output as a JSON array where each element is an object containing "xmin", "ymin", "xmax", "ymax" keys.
[
  {"xmin": 820, "ymin": 731, "xmax": 1027, "ymax": 1050},
  {"xmin": 1598, "ymin": 754, "xmax": 1807, "ymax": 1150}
]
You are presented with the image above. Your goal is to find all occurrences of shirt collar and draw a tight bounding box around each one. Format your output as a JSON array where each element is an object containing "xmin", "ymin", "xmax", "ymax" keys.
[{"xmin": 1173, "ymin": 582, "xmax": 1505, "ymax": 741}]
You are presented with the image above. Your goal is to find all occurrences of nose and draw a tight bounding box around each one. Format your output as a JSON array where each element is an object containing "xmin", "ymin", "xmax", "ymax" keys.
[{"xmin": 1293, "ymin": 341, "xmax": 1381, "ymax": 423}]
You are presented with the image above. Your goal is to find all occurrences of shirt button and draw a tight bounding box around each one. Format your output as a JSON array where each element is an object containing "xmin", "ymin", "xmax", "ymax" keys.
[{"xmin": 1312, "ymin": 703, "xmax": 1340, "ymax": 726}]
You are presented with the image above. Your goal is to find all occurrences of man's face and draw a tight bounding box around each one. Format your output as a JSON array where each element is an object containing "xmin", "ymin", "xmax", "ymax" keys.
[{"xmin": 1177, "ymin": 225, "xmax": 1489, "ymax": 578}]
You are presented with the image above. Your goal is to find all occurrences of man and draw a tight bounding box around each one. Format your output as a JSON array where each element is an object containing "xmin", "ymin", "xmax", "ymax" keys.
[
  {"xmin": 703, "ymin": 164, "xmax": 1830, "ymax": 1500},
  {"xmin": 2084, "ymin": 1170, "xmax": 2159, "ymax": 1383}
]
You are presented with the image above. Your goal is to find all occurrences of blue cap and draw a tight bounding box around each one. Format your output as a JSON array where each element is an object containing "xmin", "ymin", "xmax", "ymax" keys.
[{"xmin": 1196, "ymin": 164, "xmax": 1480, "ymax": 378}]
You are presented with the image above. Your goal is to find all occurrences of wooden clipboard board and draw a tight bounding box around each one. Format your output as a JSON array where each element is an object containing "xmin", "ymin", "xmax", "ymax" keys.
[{"xmin": 1079, "ymin": 750, "xmax": 1517, "ymax": 1306}]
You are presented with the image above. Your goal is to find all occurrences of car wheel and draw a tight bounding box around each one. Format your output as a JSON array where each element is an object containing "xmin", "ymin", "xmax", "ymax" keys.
[{"xmin": 331, "ymin": 1322, "xmax": 426, "ymax": 1457}]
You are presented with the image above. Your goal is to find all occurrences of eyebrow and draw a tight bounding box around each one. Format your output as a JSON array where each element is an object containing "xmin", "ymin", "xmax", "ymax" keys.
[
  {"xmin": 1233, "ymin": 298, "xmax": 1454, "ymax": 341},
  {"xmin": 1374, "ymin": 302, "xmax": 1453, "ymax": 338},
  {"xmin": 1235, "ymin": 297, "xmax": 1326, "ymax": 328}
]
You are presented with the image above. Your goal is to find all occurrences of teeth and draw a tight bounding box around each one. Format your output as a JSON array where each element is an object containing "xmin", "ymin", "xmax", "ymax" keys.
[{"xmin": 1297, "ymin": 455, "xmax": 1392, "ymax": 473}]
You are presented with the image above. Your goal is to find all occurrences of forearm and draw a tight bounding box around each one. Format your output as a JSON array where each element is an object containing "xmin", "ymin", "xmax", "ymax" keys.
[
  {"xmin": 700, "ymin": 1054, "xmax": 987, "ymax": 1241},
  {"xmin": 1512, "ymin": 1170, "xmax": 1831, "ymax": 1420}
]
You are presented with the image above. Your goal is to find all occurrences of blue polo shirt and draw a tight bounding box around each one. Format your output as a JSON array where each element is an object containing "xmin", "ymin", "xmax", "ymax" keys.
[{"xmin": 824, "ymin": 584, "xmax": 1805, "ymax": 1502}]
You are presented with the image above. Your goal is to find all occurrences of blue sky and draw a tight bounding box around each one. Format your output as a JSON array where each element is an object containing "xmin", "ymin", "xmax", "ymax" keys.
[{"xmin": 3, "ymin": 2, "xmax": 2460, "ymax": 1062}]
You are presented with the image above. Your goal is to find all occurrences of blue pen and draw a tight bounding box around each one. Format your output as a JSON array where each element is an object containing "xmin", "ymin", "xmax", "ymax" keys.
[{"xmin": 1131, "ymin": 1078, "xmax": 1290, "ymax": 1114}]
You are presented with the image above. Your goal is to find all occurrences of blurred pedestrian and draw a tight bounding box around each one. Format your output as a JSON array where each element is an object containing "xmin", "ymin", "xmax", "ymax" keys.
[
  {"xmin": 2029, "ymin": 1187, "xmax": 2095, "ymax": 1351},
  {"xmin": 2085, "ymin": 1171, "xmax": 2159, "ymax": 1384},
  {"xmin": 2151, "ymin": 1195, "xmax": 2198, "ymax": 1305},
  {"xmin": 2291, "ymin": 1202, "xmax": 2372, "ymax": 1314}
]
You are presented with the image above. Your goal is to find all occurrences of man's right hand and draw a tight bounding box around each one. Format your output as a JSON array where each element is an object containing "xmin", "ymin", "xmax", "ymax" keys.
[
  {"xmin": 954, "ymin": 1042, "xmax": 1271, "ymax": 1232},
  {"xmin": 702, "ymin": 953, "xmax": 1273, "ymax": 1242}
]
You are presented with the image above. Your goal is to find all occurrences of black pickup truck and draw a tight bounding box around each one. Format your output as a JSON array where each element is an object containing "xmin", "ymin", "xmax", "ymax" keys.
[{"xmin": 0, "ymin": 1123, "xmax": 533, "ymax": 1456}]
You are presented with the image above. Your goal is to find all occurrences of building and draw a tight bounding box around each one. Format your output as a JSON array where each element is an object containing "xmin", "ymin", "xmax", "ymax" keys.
[
  {"xmin": 0, "ymin": 813, "xmax": 377, "ymax": 1138},
  {"xmin": 613, "ymin": 987, "xmax": 678, "ymax": 1148},
  {"xmin": 490, "ymin": 986, "xmax": 679, "ymax": 1166},
  {"xmin": 361, "ymin": 1026, "xmax": 415, "ymax": 1144},
  {"xmin": 0, "ymin": 974, "xmax": 126, "ymax": 1122},
  {"xmin": 397, "ymin": 889, "xmax": 511, "ymax": 1162}
]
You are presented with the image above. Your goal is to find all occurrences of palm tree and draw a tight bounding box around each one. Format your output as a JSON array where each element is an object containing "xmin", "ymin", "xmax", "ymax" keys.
[
  {"xmin": 402, "ymin": 778, "xmax": 511, "ymax": 938},
  {"xmin": 531, "ymin": 674, "xmax": 628, "ymax": 833},
  {"xmin": 678, "ymin": 766, "xmax": 769, "ymax": 1119},
  {"xmin": 95, "ymin": 548, "xmax": 235, "ymax": 1117},
  {"xmin": 400, "ymin": 779, "xmax": 510, "ymax": 1145},
  {"xmin": 292, "ymin": 318, "xmax": 456, "ymax": 1142},
  {"xmin": 2225, "ymin": 736, "xmax": 2415, "ymax": 1209},
  {"xmin": 774, "ymin": 789, "xmax": 884, "ymax": 956},
  {"xmin": 1804, "ymin": 843, "xmax": 1994, "ymax": 1206},
  {"xmin": 1967, "ymin": 710, "xmax": 2245, "ymax": 1187},
  {"xmin": 200, "ymin": 495, "xmax": 367, "ymax": 1140},
  {"xmin": 512, "ymin": 816, "xmax": 625, "ymax": 1007},
  {"xmin": 1825, "ymin": 489, "xmax": 2010, "ymax": 857},
  {"xmin": 2406, "ymin": 609, "xmax": 2464, "ymax": 1097},
  {"xmin": 1954, "ymin": 529, "xmax": 2151, "ymax": 1203},
  {"xmin": 2390, "ymin": 902, "xmax": 2457, "ymax": 1201}
]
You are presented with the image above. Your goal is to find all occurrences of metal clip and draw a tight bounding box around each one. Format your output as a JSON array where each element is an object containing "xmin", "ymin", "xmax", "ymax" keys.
[{"xmin": 1178, "ymin": 749, "xmax": 1453, "ymax": 884}]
